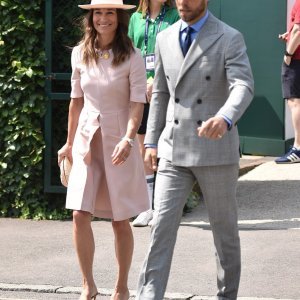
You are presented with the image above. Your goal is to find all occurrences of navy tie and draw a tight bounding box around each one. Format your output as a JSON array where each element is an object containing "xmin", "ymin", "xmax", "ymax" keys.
[{"xmin": 182, "ymin": 26, "xmax": 193, "ymax": 56}]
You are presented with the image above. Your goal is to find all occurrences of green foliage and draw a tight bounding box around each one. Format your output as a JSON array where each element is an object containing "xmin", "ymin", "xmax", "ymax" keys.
[
  {"xmin": 0, "ymin": 0, "xmax": 63, "ymax": 219},
  {"xmin": 183, "ymin": 188, "xmax": 201, "ymax": 214}
]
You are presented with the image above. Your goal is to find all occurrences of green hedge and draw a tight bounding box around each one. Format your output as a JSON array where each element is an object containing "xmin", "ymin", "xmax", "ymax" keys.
[{"xmin": 0, "ymin": 0, "xmax": 68, "ymax": 219}]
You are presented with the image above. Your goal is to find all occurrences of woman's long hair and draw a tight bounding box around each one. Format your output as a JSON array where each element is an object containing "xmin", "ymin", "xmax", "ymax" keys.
[
  {"xmin": 79, "ymin": 9, "xmax": 134, "ymax": 67},
  {"xmin": 137, "ymin": 0, "xmax": 173, "ymax": 17}
]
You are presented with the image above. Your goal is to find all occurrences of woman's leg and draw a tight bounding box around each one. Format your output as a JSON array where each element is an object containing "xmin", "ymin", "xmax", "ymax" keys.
[
  {"xmin": 73, "ymin": 210, "xmax": 98, "ymax": 299},
  {"xmin": 111, "ymin": 219, "xmax": 133, "ymax": 300}
]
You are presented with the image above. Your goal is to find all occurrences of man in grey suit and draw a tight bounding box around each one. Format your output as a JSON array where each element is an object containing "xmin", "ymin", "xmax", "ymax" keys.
[{"xmin": 136, "ymin": 0, "xmax": 254, "ymax": 299}]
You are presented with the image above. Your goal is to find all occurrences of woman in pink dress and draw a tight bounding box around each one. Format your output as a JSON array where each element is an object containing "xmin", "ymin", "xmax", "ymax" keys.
[{"xmin": 57, "ymin": 1, "xmax": 149, "ymax": 299}]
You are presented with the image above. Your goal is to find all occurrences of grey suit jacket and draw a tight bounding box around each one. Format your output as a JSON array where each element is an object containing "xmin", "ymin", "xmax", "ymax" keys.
[{"xmin": 144, "ymin": 12, "xmax": 254, "ymax": 167}]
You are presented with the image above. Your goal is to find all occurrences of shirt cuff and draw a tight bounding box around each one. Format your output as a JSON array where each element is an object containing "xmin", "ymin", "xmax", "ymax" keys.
[
  {"xmin": 219, "ymin": 114, "xmax": 232, "ymax": 130},
  {"xmin": 144, "ymin": 143, "xmax": 157, "ymax": 148}
]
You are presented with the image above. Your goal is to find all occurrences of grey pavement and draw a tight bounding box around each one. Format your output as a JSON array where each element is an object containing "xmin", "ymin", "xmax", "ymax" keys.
[{"xmin": 0, "ymin": 156, "xmax": 299, "ymax": 300}]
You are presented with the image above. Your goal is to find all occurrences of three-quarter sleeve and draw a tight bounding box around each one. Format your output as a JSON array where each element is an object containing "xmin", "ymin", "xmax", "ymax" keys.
[
  {"xmin": 129, "ymin": 48, "xmax": 147, "ymax": 103},
  {"xmin": 70, "ymin": 46, "xmax": 84, "ymax": 98}
]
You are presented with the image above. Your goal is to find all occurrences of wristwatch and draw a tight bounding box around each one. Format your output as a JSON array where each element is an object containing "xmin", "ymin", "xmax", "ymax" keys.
[{"xmin": 284, "ymin": 50, "xmax": 293, "ymax": 57}]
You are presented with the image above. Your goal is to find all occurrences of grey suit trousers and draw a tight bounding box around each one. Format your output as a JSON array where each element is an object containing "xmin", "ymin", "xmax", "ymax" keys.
[{"xmin": 136, "ymin": 158, "xmax": 240, "ymax": 300}]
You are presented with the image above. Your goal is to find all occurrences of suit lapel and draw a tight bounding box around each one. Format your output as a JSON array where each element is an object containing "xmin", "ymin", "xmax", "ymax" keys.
[
  {"xmin": 176, "ymin": 13, "xmax": 224, "ymax": 86},
  {"xmin": 167, "ymin": 21, "xmax": 184, "ymax": 66}
]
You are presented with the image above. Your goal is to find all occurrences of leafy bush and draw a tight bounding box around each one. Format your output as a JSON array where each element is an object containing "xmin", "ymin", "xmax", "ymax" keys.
[{"xmin": 0, "ymin": 0, "xmax": 54, "ymax": 219}]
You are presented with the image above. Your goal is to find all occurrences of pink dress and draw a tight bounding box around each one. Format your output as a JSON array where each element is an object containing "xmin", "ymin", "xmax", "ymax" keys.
[{"xmin": 65, "ymin": 44, "xmax": 150, "ymax": 221}]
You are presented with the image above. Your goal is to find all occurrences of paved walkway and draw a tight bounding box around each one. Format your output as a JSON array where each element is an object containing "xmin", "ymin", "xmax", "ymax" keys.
[{"xmin": 0, "ymin": 156, "xmax": 299, "ymax": 299}]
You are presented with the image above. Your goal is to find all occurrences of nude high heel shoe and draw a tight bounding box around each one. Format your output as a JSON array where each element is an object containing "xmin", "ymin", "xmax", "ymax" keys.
[
  {"xmin": 91, "ymin": 292, "xmax": 99, "ymax": 300},
  {"xmin": 79, "ymin": 291, "xmax": 99, "ymax": 300}
]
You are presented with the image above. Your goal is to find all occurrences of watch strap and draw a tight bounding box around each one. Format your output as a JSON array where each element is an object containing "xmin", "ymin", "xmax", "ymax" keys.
[{"xmin": 285, "ymin": 50, "xmax": 293, "ymax": 57}]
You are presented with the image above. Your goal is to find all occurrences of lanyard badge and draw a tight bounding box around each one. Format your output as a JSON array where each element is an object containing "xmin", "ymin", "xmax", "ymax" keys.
[
  {"xmin": 145, "ymin": 54, "xmax": 155, "ymax": 72},
  {"xmin": 143, "ymin": 6, "xmax": 166, "ymax": 72}
]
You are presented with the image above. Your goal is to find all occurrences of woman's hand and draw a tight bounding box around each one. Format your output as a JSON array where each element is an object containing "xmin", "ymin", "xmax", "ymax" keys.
[
  {"xmin": 57, "ymin": 143, "xmax": 73, "ymax": 166},
  {"xmin": 111, "ymin": 140, "xmax": 132, "ymax": 165},
  {"xmin": 112, "ymin": 102, "xmax": 142, "ymax": 165}
]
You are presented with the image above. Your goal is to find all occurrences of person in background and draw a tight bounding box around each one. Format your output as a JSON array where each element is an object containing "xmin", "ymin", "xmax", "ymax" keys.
[
  {"xmin": 276, "ymin": 0, "xmax": 300, "ymax": 164},
  {"xmin": 57, "ymin": 1, "xmax": 149, "ymax": 299},
  {"xmin": 135, "ymin": 0, "xmax": 254, "ymax": 299},
  {"xmin": 128, "ymin": 0, "xmax": 179, "ymax": 227}
]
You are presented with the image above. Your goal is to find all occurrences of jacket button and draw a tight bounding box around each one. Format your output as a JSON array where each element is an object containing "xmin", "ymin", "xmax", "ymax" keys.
[
  {"xmin": 174, "ymin": 120, "xmax": 179, "ymax": 124},
  {"xmin": 197, "ymin": 120, "xmax": 202, "ymax": 125},
  {"xmin": 197, "ymin": 99, "xmax": 202, "ymax": 104},
  {"xmin": 205, "ymin": 75, "xmax": 211, "ymax": 81},
  {"xmin": 175, "ymin": 98, "xmax": 180, "ymax": 103}
]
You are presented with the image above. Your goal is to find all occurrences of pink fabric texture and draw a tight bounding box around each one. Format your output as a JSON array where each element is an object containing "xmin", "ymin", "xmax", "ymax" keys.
[{"xmin": 66, "ymin": 45, "xmax": 149, "ymax": 221}]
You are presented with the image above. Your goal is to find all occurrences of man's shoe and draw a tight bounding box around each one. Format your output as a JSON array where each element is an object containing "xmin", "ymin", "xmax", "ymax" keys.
[
  {"xmin": 275, "ymin": 147, "xmax": 300, "ymax": 164},
  {"xmin": 132, "ymin": 210, "xmax": 153, "ymax": 227}
]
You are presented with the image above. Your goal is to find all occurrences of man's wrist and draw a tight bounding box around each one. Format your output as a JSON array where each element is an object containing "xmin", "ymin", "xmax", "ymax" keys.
[
  {"xmin": 144, "ymin": 143, "xmax": 157, "ymax": 149},
  {"xmin": 218, "ymin": 114, "xmax": 232, "ymax": 130}
]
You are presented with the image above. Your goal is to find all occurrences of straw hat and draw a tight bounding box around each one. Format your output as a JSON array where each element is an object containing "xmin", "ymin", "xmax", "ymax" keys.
[{"xmin": 78, "ymin": 0, "xmax": 136, "ymax": 10}]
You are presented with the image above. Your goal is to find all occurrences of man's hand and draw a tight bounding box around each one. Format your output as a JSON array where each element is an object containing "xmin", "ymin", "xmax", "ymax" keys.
[
  {"xmin": 197, "ymin": 116, "xmax": 227, "ymax": 140},
  {"xmin": 145, "ymin": 147, "xmax": 158, "ymax": 171},
  {"xmin": 284, "ymin": 54, "xmax": 292, "ymax": 66}
]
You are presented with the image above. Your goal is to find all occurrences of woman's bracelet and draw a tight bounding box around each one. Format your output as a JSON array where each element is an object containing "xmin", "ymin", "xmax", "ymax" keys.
[{"xmin": 121, "ymin": 136, "xmax": 134, "ymax": 147}]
